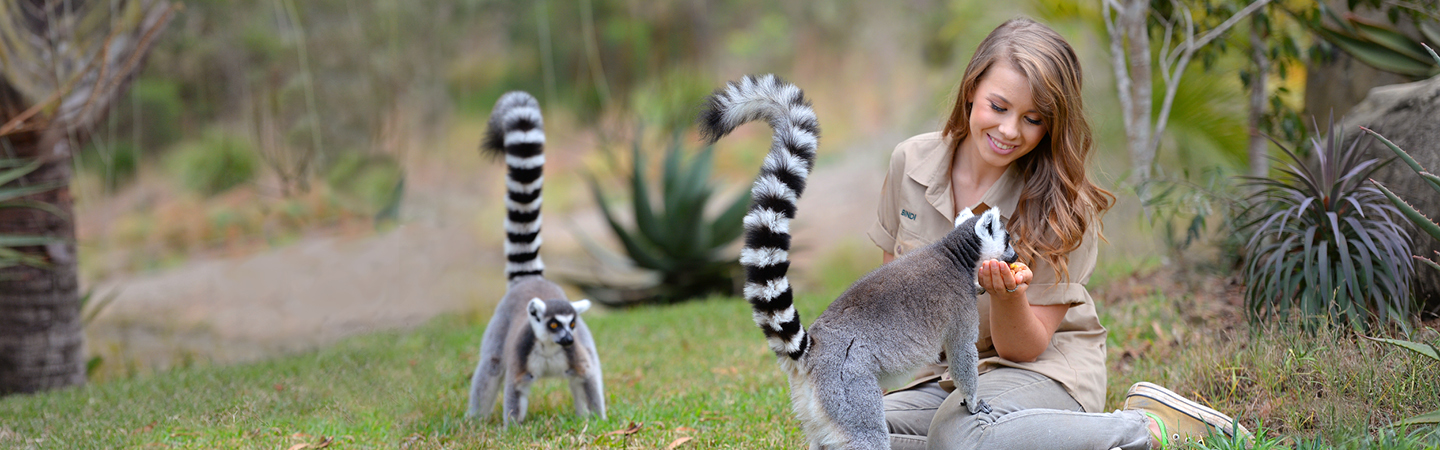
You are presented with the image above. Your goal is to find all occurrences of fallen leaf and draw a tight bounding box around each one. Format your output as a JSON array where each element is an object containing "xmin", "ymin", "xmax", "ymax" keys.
[
  {"xmin": 133, "ymin": 421, "xmax": 156, "ymax": 434},
  {"xmin": 604, "ymin": 421, "xmax": 643, "ymax": 437},
  {"xmin": 313, "ymin": 436, "xmax": 333, "ymax": 448},
  {"xmin": 664, "ymin": 436, "xmax": 693, "ymax": 450},
  {"xmin": 675, "ymin": 426, "xmax": 697, "ymax": 434},
  {"xmin": 274, "ymin": 383, "xmax": 285, "ymax": 392}
]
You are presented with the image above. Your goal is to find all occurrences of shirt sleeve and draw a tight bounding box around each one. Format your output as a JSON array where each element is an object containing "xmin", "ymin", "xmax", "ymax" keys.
[
  {"xmin": 867, "ymin": 145, "xmax": 908, "ymax": 254},
  {"xmin": 1022, "ymin": 224, "xmax": 1099, "ymax": 307}
]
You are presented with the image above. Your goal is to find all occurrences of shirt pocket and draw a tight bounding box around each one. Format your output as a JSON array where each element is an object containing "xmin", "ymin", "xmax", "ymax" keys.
[{"xmin": 895, "ymin": 222, "xmax": 929, "ymax": 256}]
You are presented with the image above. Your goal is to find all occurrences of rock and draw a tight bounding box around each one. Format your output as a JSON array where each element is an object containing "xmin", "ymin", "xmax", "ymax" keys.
[{"xmin": 1340, "ymin": 74, "xmax": 1440, "ymax": 316}]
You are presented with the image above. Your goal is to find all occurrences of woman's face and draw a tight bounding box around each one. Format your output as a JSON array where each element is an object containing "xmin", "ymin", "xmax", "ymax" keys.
[{"xmin": 966, "ymin": 60, "xmax": 1047, "ymax": 169}]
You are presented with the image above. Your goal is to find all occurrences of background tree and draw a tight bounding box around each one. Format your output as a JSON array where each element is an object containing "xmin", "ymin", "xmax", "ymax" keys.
[
  {"xmin": 0, "ymin": 0, "xmax": 174, "ymax": 396},
  {"xmin": 1103, "ymin": 0, "xmax": 1272, "ymax": 182}
]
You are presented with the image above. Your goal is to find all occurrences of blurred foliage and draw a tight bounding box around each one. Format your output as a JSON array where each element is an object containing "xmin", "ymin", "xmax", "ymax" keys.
[
  {"xmin": 323, "ymin": 152, "xmax": 404, "ymax": 218},
  {"xmin": 165, "ymin": 129, "xmax": 260, "ymax": 197},
  {"xmin": 1237, "ymin": 119, "xmax": 1414, "ymax": 333},
  {"xmin": 1300, "ymin": 0, "xmax": 1440, "ymax": 79},
  {"xmin": 1135, "ymin": 166, "xmax": 1249, "ymax": 270},
  {"xmin": 574, "ymin": 134, "xmax": 748, "ymax": 307},
  {"xmin": 0, "ymin": 159, "xmax": 64, "ymax": 270}
]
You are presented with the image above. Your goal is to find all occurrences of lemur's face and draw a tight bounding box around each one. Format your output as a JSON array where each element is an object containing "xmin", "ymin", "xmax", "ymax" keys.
[
  {"xmin": 526, "ymin": 298, "xmax": 592, "ymax": 346},
  {"xmin": 955, "ymin": 208, "xmax": 1017, "ymax": 265}
]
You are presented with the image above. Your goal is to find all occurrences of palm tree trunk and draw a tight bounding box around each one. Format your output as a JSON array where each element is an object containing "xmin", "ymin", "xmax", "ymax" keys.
[{"xmin": 0, "ymin": 128, "xmax": 84, "ymax": 395}]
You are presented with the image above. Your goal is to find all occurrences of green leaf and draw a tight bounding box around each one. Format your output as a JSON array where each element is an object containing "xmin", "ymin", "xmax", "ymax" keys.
[
  {"xmin": 1316, "ymin": 26, "xmax": 1437, "ymax": 77},
  {"xmin": 1372, "ymin": 180, "xmax": 1440, "ymax": 242},
  {"xmin": 1350, "ymin": 17, "xmax": 1434, "ymax": 63},
  {"xmin": 1361, "ymin": 127, "xmax": 1440, "ymax": 193},
  {"xmin": 1417, "ymin": 254, "xmax": 1440, "ymax": 273},
  {"xmin": 589, "ymin": 175, "xmax": 665, "ymax": 270},
  {"xmin": 629, "ymin": 143, "xmax": 663, "ymax": 248},
  {"xmin": 0, "ymin": 158, "xmax": 42, "ymax": 185},
  {"xmin": 1394, "ymin": 409, "xmax": 1440, "ymax": 427},
  {"xmin": 0, "ymin": 235, "xmax": 61, "ymax": 247},
  {"xmin": 1365, "ymin": 335, "xmax": 1440, "ymax": 361}
]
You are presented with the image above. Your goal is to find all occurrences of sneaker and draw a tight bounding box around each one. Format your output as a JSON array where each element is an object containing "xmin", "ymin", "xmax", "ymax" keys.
[{"xmin": 1123, "ymin": 381, "xmax": 1251, "ymax": 448}]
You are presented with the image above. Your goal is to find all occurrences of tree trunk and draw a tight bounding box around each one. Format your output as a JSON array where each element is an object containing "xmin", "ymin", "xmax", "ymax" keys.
[
  {"xmin": 1247, "ymin": 15, "xmax": 1269, "ymax": 178},
  {"xmin": 0, "ymin": 0, "xmax": 174, "ymax": 396},
  {"xmin": 0, "ymin": 125, "xmax": 84, "ymax": 395}
]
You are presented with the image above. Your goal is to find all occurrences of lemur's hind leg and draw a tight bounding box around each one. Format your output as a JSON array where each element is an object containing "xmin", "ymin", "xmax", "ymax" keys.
[
  {"xmin": 465, "ymin": 352, "xmax": 503, "ymax": 419},
  {"xmin": 945, "ymin": 321, "xmax": 990, "ymax": 414},
  {"xmin": 812, "ymin": 369, "xmax": 890, "ymax": 450}
]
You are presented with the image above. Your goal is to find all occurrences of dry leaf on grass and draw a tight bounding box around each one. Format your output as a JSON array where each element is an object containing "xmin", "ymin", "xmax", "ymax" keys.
[
  {"xmin": 664, "ymin": 436, "xmax": 693, "ymax": 450},
  {"xmin": 284, "ymin": 436, "xmax": 332, "ymax": 450},
  {"xmin": 133, "ymin": 421, "xmax": 157, "ymax": 434},
  {"xmin": 604, "ymin": 421, "xmax": 643, "ymax": 437},
  {"xmin": 675, "ymin": 426, "xmax": 697, "ymax": 434}
]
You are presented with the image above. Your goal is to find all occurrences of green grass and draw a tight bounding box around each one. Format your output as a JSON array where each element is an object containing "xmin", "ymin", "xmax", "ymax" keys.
[{"xmin": 2, "ymin": 272, "xmax": 1438, "ymax": 449}]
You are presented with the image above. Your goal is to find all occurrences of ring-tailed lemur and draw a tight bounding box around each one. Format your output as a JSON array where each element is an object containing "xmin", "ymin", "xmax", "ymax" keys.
[
  {"xmin": 465, "ymin": 92, "xmax": 606, "ymax": 427},
  {"xmin": 699, "ymin": 75, "xmax": 1017, "ymax": 450}
]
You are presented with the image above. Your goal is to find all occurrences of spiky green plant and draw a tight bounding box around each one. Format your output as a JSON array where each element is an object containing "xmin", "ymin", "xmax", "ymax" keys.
[
  {"xmin": 578, "ymin": 135, "xmax": 748, "ymax": 306},
  {"xmin": 0, "ymin": 158, "xmax": 63, "ymax": 270},
  {"xmin": 1360, "ymin": 118, "xmax": 1440, "ymax": 431},
  {"xmin": 1307, "ymin": 3, "xmax": 1440, "ymax": 78},
  {"xmin": 1237, "ymin": 119, "xmax": 1414, "ymax": 332}
]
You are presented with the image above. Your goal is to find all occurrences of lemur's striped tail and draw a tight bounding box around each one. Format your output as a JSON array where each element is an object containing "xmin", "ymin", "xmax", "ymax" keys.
[
  {"xmin": 698, "ymin": 75, "xmax": 819, "ymax": 360},
  {"xmin": 482, "ymin": 92, "xmax": 546, "ymax": 281}
]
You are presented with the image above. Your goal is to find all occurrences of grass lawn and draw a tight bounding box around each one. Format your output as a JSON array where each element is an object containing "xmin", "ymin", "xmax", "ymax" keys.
[{"xmin": 2, "ymin": 270, "xmax": 1438, "ymax": 449}]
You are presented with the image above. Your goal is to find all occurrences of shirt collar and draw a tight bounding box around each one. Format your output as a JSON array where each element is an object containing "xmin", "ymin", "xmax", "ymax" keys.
[{"xmin": 904, "ymin": 136, "xmax": 1021, "ymax": 222}]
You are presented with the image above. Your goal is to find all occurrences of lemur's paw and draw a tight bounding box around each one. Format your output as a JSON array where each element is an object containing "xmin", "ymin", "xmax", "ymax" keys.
[{"xmin": 965, "ymin": 398, "xmax": 992, "ymax": 415}]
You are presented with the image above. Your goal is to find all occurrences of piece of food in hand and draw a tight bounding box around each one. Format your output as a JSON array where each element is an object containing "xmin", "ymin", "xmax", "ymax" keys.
[{"xmin": 1010, "ymin": 262, "xmax": 1024, "ymax": 272}]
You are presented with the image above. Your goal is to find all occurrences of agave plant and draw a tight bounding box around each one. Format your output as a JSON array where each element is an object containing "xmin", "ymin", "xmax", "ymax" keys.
[
  {"xmin": 1237, "ymin": 118, "xmax": 1414, "ymax": 332},
  {"xmin": 575, "ymin": 135, "xmax": 748, "ymax": 306},
  {"xmin": 1308, "ymin": 3, "xmax": 1440, "ymax": 78},
  {"xmin": 0, "ymin": 158, "xmax": 64, "ymax": 270}
]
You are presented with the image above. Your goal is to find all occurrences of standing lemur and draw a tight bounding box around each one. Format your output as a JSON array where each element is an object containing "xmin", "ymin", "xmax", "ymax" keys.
[
  {"xmin": 699, "ymin": 75, "xmax": 1017, "ymax": 450},
  {"xmin": 465, "ymin": 92, "xmax": 606, "ymax": 427}
]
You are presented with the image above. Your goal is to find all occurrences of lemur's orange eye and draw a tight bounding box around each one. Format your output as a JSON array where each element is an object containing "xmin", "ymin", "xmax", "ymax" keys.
[
  {"xmin": 548, "ymin": 322, "xmax": 558, "ymax": 330},
  {"xmin": 569, "ymin": 322, "xmax": 576, "ymax": 329}
]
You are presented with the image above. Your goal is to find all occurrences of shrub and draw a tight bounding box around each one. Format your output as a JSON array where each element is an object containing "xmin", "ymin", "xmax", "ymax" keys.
[
  {"xmin": 324, "ymin": 151, "xmax": 404, "ymax": 216},
  {"xmin": 166, "ymin": 129, "xmax": 260, "ymax": 197},
  {"xmin": 573, "ymin": 135, "xmax": 747, "ymax": 306},
  {"xmin": 1237, "ymin": 119, "xmax": 1414, "ymax": 332}
]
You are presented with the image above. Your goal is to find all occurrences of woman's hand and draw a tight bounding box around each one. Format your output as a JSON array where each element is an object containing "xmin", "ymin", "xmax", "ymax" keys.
[{"xmin": 977, "ymin": 260, "xmax": 1032, "ymax": 300}]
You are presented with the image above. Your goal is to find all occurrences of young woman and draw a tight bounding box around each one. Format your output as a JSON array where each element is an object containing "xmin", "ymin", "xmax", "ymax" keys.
[{"xmin": 868, "ymin": 17, "xmax": 1249, "ymax": 450}]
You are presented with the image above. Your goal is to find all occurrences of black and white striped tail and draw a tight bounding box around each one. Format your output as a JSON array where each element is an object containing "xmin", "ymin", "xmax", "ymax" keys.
[
  {"xmin": 698, "ymin": 74, "xmax": 819, "ymax": 360},
  {"xmin": 482, "ymin": 92, "xmax": 546, "ymax": 281}
]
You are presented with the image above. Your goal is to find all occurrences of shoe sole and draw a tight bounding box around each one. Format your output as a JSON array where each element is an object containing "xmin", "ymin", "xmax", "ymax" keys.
[{"xmin": 1127, "ymin": 382, "xmax": 1252, "ymax": 438}]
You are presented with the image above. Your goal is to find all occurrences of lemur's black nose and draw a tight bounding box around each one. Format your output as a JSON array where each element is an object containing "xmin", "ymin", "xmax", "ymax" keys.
[{"xmin": 557, "ymin": 335, "xmax": 574, "ymax": 346}]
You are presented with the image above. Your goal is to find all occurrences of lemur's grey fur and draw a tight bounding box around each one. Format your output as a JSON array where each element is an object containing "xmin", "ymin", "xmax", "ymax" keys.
[
  {"xmin": 699, "ymin": 75, "xmax": 1017, "ymax": 450},
  {"xmin": 466, "ymin": 92, "xmax": 605, "ymax": 427}
]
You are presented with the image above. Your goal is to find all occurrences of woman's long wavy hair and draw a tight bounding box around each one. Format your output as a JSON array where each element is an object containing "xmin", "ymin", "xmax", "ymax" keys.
[{"xmin": 942, "ymin": 17, "xmax": 1115, "ymax": 283}]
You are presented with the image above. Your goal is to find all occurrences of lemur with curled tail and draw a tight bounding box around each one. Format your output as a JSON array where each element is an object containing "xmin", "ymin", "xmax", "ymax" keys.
[
  {"xmin": 466, "ymin": 92, "xmax": 606, "ymax": 427},
  {"xmin": 698, "ymin": 75, "xmax": 1017, "ymax": 450}
]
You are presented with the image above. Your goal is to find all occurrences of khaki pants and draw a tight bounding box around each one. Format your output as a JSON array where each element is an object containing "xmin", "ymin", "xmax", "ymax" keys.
[{"xmin": 884, "ymin": 368, "xmax": 1153, "ymax": 450}]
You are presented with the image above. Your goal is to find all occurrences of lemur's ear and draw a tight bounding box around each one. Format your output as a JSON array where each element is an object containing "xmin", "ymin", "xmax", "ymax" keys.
[
  {"xmin": 572, "ymin": 299, "xmax": 592, "ymax": 314},
  {"xmin": 527, "ymin": 298, "xmax": 546, "ymax": 319},
  {"xmin": 954, "ymin": 208, "xmax": 975, "ymax": 227},
  {"xmin": 975, "ymin": 208, "xmax": 1004, "ymax": 241}
]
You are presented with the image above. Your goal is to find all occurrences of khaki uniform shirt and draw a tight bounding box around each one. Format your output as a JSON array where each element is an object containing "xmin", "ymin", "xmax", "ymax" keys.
[{"xmin": 866, "ymin": 132, "xmax": 1108, "ymax": 412}]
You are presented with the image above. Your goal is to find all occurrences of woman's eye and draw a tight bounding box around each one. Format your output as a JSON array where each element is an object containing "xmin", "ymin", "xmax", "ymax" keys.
[
  {"xmin": 1025, "ymin": 117, "xmax": 1042, "ymax": 125},
  {"xmin": 989, "ymin": 102, "xmax": 1005, "ymax": 113}
]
